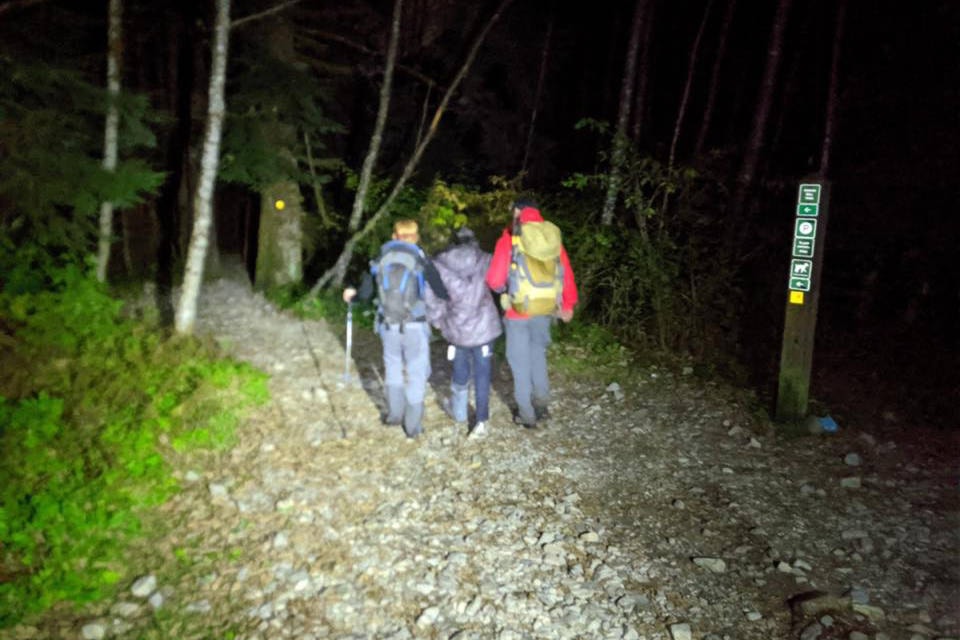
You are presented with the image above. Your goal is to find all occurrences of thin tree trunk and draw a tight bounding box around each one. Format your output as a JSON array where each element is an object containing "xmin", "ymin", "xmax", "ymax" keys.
[
  {"xmin": 729, "ymin": 0, "xmax": 793, "ymax": 220},
  {"xmin": 769, "ymin": 2, "xmax": 814, "ymax": 161},
  {"xmin": 95, "ymin": 0, "xmax": 122, "ymax": 283},
  {"xmin": 601, "ymin": 0, "xmax": 647, "ymax": 226},
  {"xmin": 520, "ymin": 8, "xmax": 553, "ymax": 183},
  {"xmin": 311, "ymin": 0, "xmax": 515, "ymax": 295},
  {"xmin": 331, "ymin": 0, "xmax": 403, "ymax": 286},
  {"xmin": 231, "ymin": 0, "xmax": 301, "ymax": 29},
  {"xmin": 413, "ymin": 81, "xmax": 433, "ymax": 148},
  {"xmin": 175, "ymin": 0, "xmax": 231, "ymax": 335},
  {"xmin": 693, "ymin": 0, "xmax": 736, "ymax": 157},
  {"xmin": 818, "ymin": 0, "xmax": 846, "ymax": 178},
  {"xmin": 303, "ymin": 131, "xmax": 333, "ymax": 228},
  {"xmin": 667, "ymin": 0, "xmax": 713, "ymax": 169},
  {"xmin": 629, "ymin": 0, "xmax": 654, "ymax": 142}
]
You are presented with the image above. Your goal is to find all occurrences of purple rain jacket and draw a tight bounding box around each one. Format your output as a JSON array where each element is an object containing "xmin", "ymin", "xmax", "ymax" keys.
[{"xmin": 426, "ymin": 239, "xmax": 503, "ymax": 348}]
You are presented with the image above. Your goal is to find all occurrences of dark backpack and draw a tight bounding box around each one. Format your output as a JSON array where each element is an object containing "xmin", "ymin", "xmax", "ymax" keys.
[{"xmin": 371, "ymin": 240, "xmax": 427, "ymax": 325}]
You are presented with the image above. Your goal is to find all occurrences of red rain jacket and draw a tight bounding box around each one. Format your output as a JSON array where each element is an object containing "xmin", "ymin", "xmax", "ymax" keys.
[{"xmin": 485, "ymin": 207, "xmax": 578, "ymax": 320}]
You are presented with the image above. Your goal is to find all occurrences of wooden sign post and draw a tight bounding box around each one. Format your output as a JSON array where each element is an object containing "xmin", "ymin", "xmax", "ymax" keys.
[{"xmin": 776, "ymin": 180, "xmax": 830, "ymax": 422}]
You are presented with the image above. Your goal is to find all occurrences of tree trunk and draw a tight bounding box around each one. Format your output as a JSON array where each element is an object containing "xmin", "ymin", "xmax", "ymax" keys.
[
  {"xmin": 600, "ymin": 0, "xmax": 647, "ymax": 226},
  {"xmin": 310, "ymin": 0, "xmax": 515, "ymax": 295},
  {"xmin": 520, "ymin": 7, "xmax": 553, "ymax": 183},
  {"xmin": 629, "ymin": 0, "xmax": 654, "ymax": 143},
  {"xmin": 818, "ymin": 0, "xmax": 846, "ymax": 178},
  {"xmin": 331, "ymin": 0, "xmax": 403, "ymax": 287},
  {"xmin": 667, "ymin": 0, "xmax": 712, "ymax": 169},
  {"xmin": 95, "ymin": 0, "xmax": 122, "ymax": 283},
  {"xmin": 175, "ymin": 0, "xmax": 231, "ymax": 335},
  {"xmin": 768, "ymin": 2, "xmax": 813, "ymax": 164},
  {"xmin": 693, "ymin": 0, "xmax": 736, "ymax": 157},
  {"xmin": 256, "ymin": 147, "xmax": 304, "ymax": 290},
  {"xmin": 729, "ymin": 0, "xmax": 792, "ymax": 220},
  {"xmin": 254, "ymin": 15, "xmax": 306, "ymax": 291}
]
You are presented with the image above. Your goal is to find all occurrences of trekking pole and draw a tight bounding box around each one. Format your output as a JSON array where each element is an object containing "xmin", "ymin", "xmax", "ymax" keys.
[{"xmin": 343, "ymin": 301, "xmax": 353, "ymax": 383}]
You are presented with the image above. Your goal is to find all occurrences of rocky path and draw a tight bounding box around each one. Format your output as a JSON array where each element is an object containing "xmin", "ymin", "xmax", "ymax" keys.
[{"xmin": 7, "ymin": 265, "xmax": 958, "ymax": 640}]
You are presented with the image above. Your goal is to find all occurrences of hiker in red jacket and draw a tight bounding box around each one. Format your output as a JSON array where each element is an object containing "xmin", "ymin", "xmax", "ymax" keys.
[{"xmin": 486, "ymin": 200, "xmax": 578, "ymax": 428}]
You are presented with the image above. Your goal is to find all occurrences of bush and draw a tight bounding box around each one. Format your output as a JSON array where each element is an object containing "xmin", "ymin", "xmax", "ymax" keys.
[{"xmin": 0, "ymin": 264, "xmax": 267, "ymax": 627}]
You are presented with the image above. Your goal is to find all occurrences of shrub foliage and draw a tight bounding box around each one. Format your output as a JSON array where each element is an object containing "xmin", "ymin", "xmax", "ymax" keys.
[{"xmin": 0, "ymin": 260, "xmax": 268, "ymax": 627}]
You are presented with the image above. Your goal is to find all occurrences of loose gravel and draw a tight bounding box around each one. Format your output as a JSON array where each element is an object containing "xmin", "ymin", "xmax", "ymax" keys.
[{"xmin": 5, "ymin": 261, "xmax": 958, "ymax": 640}]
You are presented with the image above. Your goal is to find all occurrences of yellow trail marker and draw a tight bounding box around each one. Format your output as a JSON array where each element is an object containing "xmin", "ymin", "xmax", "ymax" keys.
[{"xmin": 274, "ymin": 199, "xmax": 286, "ymax": 211}]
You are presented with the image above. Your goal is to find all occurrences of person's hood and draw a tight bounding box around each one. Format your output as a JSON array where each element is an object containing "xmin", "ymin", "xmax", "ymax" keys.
[
  {"xmin": 517, "ymin": 207, "xmax": 544, "ymax": 224},
  {"xmin": 435, "ymin": 243, "xmax": 488, "ymax": 278}
]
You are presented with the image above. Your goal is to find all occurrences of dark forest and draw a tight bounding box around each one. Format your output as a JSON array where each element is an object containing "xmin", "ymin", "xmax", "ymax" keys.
[
  {"xmin": 0, "ymin": 0, "xmax": 958, "ymax": 631},
  {"xmin": 4, "ymin": 0, "xmax": 956, "ymax": 423}
]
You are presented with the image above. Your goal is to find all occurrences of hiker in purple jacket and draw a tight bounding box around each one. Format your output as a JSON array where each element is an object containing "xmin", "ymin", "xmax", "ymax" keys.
[{"xmin": 426, "ymin": 227, "xmax": 503, "ymax": 436}]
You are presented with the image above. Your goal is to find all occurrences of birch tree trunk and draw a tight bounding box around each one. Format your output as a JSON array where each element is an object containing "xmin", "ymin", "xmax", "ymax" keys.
[
  {"xmin": 330, "ymin": 0, "xmax": 403, "ymax": 287},
  {"xmin": 818, "ymin": 0, "xmax": 846, "ymax": 178},
  {"xmin": 311, "ymin": 0, "xmax": 515, "ymax": 295},
  {"xmin": 95, "ymin": 0, "xmax": 122, "ymax": 283},
  {"xmin": 693, "ymin": 0, "xmax": 736, "ymax": 157},
  {"xmin": 729, "ymin": 0, "xmax": 792, "ymax": 219},
  {"xmin": 175, "ymin": 0, "xmax": 231, "ymax": 335},
  {"xmin": 600, "ymin": 0, "xmax": 647, "ymax": 226}
]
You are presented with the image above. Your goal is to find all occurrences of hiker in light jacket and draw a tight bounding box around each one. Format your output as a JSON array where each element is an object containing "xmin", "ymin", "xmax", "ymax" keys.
[{"xmin": 426, "ymin": 226, "xmax": 503, "ymax": 436}]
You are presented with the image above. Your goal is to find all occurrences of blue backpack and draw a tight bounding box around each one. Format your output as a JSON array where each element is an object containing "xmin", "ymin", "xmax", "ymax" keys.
[{"xmin": 371, "ymin": 240, "xmax": 427, "ymax": 326}]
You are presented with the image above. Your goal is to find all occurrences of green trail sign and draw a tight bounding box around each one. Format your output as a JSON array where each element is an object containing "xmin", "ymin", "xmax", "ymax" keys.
[
  {"xmin": 777, "ymin": 180, "xmax": 830, "ymax": 423},
  {"xmin": 793, "ymin": 237, "xmax": 815, "ymax": 257},
  {"xmin": 794, "ymin": 218, "xmax": 817, "ymax": 240},
  {"xmin": 798, "ymin": 183, "xmax": 821, "ymax": 204}
]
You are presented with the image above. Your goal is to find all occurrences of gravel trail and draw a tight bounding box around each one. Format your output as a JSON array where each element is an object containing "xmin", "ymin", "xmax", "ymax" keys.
[{"xmin": 7, "ymin": 262, "xmax": 957, "ymax": 640}]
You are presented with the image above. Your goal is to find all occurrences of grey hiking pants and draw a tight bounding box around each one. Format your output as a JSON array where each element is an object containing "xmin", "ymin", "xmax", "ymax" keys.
[
  {"xmin": 379, "ymin": 321, "xmax": 431, "ymax": 408},
  {"xmin": 505, "ymin": 315, "xmax": 552, "ymax": 424}
]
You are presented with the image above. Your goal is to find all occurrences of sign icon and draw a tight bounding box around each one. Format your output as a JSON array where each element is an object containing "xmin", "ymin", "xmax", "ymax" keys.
[
  {"xmin": 795, "ymin": 219, "xmax": 817, "ymax": 239},
  {"xmin": 791, "ymin": 259, "xmax": 813, "ymax": 276},
  {"xmin": 789, "ymin": 259, "xmax": 813, "ymax": 292},
  {"xmin": 796, "ymin": 203, "xmax": 819, "ymax": 217},
  {"xmin": 798, "ymin": 184, "xmax": 821, "ymax": 205},
  {"xmin": 793, "ymin": 237, "xmax": 814, "ymax": 258}
]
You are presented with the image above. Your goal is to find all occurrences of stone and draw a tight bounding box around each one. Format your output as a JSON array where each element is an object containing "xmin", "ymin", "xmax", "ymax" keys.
[
  {"xmin": 669, "ymin": 623, "xmax": 693, "ymax": 640},
  {"xmin": 130, "ymin": 575, "xmax": 156, "ymax": 599}
]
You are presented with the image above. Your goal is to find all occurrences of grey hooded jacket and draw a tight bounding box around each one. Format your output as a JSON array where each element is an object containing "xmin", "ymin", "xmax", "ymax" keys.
[{"xmin": 426, "ymin": 237, "xmax": 503, "ymax": 348}]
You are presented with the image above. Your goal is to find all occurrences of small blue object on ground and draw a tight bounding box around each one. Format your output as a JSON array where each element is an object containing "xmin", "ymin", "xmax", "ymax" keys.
[{"xmin": 818, "ymin": 415, "xmax": 838, "ymax": 432}]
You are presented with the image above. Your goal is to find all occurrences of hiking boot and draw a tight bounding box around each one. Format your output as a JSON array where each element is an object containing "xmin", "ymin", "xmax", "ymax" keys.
[
  {"xmin": 403, "ymin": 402, "xmax": 424, "ymax": 438},
  {"xmin": 384, "ymin": 385, "xmax": 406, "ymax": 426},
  {"xmin": 533, "ymin": 403, "xmax": 550, "ymax": 421},
  {"xmin": 442, "ymin": 385, "xmax": 468, "ymax": 423},
  {"xmin": 470, "ymin": 421, "xmax": 488, "ymax": 437},
  {"xmin": 381, "ymin": 413, "xmax": 402, "ymax": 426},
  {"xmin": 512, "ymin": 413, "xmax": 537, "ymax": 430}
]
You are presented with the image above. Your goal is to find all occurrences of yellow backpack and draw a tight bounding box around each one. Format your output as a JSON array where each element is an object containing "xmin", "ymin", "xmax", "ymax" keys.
[{"xmin": 507, "ymin": 221, "xmax": 564, "ymax": 315}]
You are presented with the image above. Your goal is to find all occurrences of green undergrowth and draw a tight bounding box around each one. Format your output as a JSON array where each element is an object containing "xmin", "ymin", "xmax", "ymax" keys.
[
  {"xmin": 269, "ymin": 284, "xmax": 377, "ymax": 332},
  {"xmin": 0, "ymin": 266, "xmax": 268, "ymax": 627}
]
